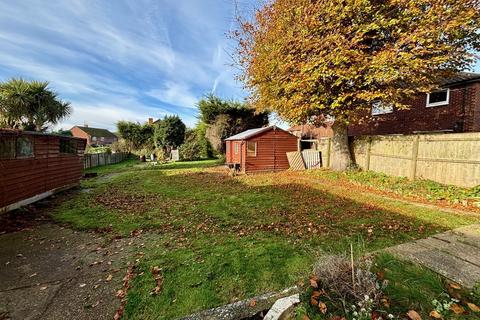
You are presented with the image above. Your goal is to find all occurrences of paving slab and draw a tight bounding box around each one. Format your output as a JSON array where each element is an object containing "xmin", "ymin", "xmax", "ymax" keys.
[
  {"xmin": 387, "ymin": 224, "xmax": 480, "ymax": 288},
  {"xmin": 0, "ymin": 223, "xmax": 140, "ymax": 320}
]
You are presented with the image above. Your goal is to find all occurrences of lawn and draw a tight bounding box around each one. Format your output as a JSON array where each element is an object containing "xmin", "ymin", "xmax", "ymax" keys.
[{"xmin": 53, "ymin": 159, "xmax": 479, "ymax": 319}]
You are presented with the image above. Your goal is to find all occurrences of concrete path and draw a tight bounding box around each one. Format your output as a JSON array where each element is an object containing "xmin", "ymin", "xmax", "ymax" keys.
[
  {"xmin": 0, "ymin": 223, "xmax": 139, "ymax": 320},
  {"xmin": 387, "ymin": 224, "xmax": 480, "ymax": 288}
]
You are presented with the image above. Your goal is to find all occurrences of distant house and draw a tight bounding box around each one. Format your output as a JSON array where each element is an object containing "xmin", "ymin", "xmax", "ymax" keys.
[
  {"xmin": 70, "ymin": 125, "xmax": 118, "ymax": 146},
  {"xmin": 288, "ymin": 122, "xmax": 334, "ymax": 150},
  {"xmin": 225, "ymin": 126, "xmax": 298, "ymax": 173}
]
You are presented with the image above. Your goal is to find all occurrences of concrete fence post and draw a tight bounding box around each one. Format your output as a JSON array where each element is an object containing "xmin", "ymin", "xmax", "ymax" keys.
[
  {"xmin": 410, "ymin": 135, "xmax": 420, "ymax": 180},
  {"xmin": 366, "ymin": 137, "xmax": 372, "ymax": 171},
  {"xmin": 326, "ymin": 138, "xmax": 332, "ymax": 168}
]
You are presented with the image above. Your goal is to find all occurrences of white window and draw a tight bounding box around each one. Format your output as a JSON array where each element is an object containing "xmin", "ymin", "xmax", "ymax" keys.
[
  {"xmin": 100, "ymin": 137, "xmax": 105, "ymax": 142},
  {"xmin": 426, "ymin": 89, "xmax": 449, "ymax": 107},
  {"xmin": 371, "ymin": 101, "xmax": 394, "ymax": 116},
  {"xmin": 234, "ymin": 142, "xmax": 239, "ymax": 154},
  {"xmin": 247, "ymin": 141, "xmax": 257, "ymax": 157},
  {"xmin": 92, "ymin": 136, "xmax": 97, "ymax": 142}
]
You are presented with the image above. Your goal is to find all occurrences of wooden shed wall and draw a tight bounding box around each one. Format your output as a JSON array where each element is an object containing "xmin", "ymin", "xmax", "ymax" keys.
[
  {"xmin": 0, "ymin": 134, "xmax": 86, "ymax": 211},
  {"xmin": 244, "ymin": 129, "xmax": 298, "ymax": 172}
]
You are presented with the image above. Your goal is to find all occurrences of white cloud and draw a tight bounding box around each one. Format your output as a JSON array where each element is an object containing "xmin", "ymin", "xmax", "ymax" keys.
[{"xmin": 147, "ymin": 82, "xmax": 198, "ymax": 109}]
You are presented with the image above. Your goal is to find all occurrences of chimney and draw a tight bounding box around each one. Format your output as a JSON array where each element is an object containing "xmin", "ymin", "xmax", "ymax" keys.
[{"xmin": 148, "ymin": 118, "xmax": 154, "ymax": 125}]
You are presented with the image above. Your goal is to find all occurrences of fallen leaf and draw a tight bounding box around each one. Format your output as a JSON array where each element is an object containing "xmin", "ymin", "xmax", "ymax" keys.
[
  {"xmin": 450, "ymin": 303, "xmax": 465, "ymax": 314},
  {"xmin": 249, "ymin": 299, "xmax": 256, "ymax": 307},
  {"xmin": 467, "ymin": 302, "xmax": 480, "ymax": 312},
  {"xmin": 106, "ymin": 274, "xmax": 113, "ymax": 282},
  {"xmin": 40, "ymin": 286, "xmax": 48, "ymax": 290},
  {"xmin": 448, "ymin": 282, "xmax": 462, "ymax": 290},
  {"xmin": 407, "ymin": 310, "xmax": 422, "ymax": 320},
  {"xmin": 79, "ymin": 283, "xmax": 86, "ymax": 288},
  {"xmin": 429, "ymin": 310, "xmax": 442, "ymax": 319},
  {"xmin": 29, "ymin": 273, "xmax": 37, "ymax": 278},
  {"xmin": 318, "ymin": 301, "xmax": 327, "ymax": 314},
  {"xmin": 310, "ymin": 297, "xmax": 318, "ymax": 306},
  {"xmin": 381, "ymin": 297, "xmax": 390, "ymax": 308},
  {"xmin": 302, "ymin": 316, "xmax": 310, "ymax": 320},
  {"xmin": 309, "ymin": 276, "xmax": 318, "ymax": 288}
]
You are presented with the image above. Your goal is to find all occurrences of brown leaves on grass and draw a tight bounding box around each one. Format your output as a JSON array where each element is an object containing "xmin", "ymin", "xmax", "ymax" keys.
[
  {"xmin": 406, "ymin": 310, "xmax": 422, "ymax": 320},
  {"xmin": 429, "ymin": 310, "xmax": 442, "ymax": 319},
  {"xmin": 95, "ymin": 189, "xmax": 158, "ymax": 214},
  {"xmin": 113, "ymin": 265, "xmax": 135, "ymax": 320},
  {"xmin": 467, "ymin": 302, "xmax": 480, "ymax": 312},
  {"xmin": 450, "ymin": 303, "xmax": 465, "ymax": 314},
  {"xmin": 150, "ymin": 266, "xmax": 163, "ymax": 295}
]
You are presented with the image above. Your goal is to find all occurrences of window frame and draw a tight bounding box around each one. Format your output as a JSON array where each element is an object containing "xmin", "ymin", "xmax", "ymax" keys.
[
  {"xmin": 426, "ymin": 89, "xmax": 450, "ymax": 108},
  {"xmin": 247, "ymin": 141, "xmax": 257, "ymax": 157},
  {"xmin": 15, "ymin": 136, "xmax": 34, "ymax": 159},
  {"xmin": 59, "ymin": 138, "xmax": 77, "ymax": 155},
  {"xmin": 234, "ymin": 142, "xmax": 239, "ymax": 154},
  {"xmin": 371, "ymin": 101, "xmax": 394, "ymax": 116}
]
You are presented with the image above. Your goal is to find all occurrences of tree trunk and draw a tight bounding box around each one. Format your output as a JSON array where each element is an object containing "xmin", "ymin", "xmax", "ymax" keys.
[{"xmin": 330, "ymin": 121, "xmax": 353, "ymax": 171}]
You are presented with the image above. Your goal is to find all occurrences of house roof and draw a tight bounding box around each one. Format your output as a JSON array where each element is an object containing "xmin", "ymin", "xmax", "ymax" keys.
[
  {"xmin": 73, "ymin": 126, "xmax": 117, "ymax": 138},
  {"xmin": 225, "ymin": 126, "xmax": 279, "ymax": 141},
  {"xmin": 442, "ymin": 72, "xmax": 480, "ymax": 86}
]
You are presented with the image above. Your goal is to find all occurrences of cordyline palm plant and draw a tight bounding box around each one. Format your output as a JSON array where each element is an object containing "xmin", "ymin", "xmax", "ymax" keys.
[{"xmin": 0, "ymin": 78, "xmax": 71, "ymax": 131}]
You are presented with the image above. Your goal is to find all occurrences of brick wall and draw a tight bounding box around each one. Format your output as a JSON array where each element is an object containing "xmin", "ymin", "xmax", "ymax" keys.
[
  {"xmin": 348, "ymin": 82, "xmax": 480, "ymax": 136},
  {"xmin": 70, "ymin": 127, "xmax": 91, "ymax": 144}
]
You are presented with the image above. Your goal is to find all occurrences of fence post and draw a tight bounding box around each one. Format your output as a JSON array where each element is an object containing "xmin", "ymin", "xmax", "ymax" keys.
[
  {"xmin": 326, "ymin": 138, "xmax": 332, "ymax": 168},
  {"xmin": 365, "ymin": 137, "xmax": 372, "ymax": 171},
  {"xmin": 410, "ymin": 135, "xmax": 419, "ymax": 180}
]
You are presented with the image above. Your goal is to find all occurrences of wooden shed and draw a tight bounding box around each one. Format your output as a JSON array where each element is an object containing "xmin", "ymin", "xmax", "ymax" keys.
[
  {"xmin": 0, "ymin": 129, "xmax": 86, "ymax": 213},
  {"xmin": 225, "ymin": 126, "xmax": 298, "ymax": 173}
]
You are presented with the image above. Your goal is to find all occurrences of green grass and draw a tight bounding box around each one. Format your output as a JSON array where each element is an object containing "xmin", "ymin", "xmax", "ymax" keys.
[
  {"xmin": 51, "ymin": 160, "xmax": 480, "ymax": 319},
  {"xmin": 303, "ymin": 169, "xmax": 480, "ymax": 207}
]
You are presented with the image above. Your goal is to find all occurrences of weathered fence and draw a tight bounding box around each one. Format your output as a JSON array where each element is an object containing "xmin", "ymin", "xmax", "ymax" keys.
[
  {"xmin": 83, "ymin": 152, "xmax": 129, "ymax": 169},
  {"xmin": 312, "ymin": 132, "xmax": 480, "ymax": 188}
]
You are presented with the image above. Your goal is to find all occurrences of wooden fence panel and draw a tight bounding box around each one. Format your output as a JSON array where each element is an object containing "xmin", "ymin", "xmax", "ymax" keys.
[
  {"xmin": 311, "ymin": 132, "xmax": 479, "ymax": 187},
  {"xmin": 83, "ymin": 152, "xmax": 128, "ymax": 169},
  {"xmin": 351, "ymin": 133, "xmax": 480, "ymax": 188}
]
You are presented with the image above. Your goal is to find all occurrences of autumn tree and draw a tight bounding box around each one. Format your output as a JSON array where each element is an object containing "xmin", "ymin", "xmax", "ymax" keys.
[{"xmin": 233, "ymin": 0, "xmax": 480, "ymax": 170}]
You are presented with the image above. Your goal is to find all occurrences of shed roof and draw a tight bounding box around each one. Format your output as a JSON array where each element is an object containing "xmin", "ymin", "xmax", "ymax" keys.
[
  {"xmin": 225, "ymin": 126, "xmax": 283, "ymax": 141},
  {"xmin": 73, "ymin": 126, "xmax": 117, "ymax": 138}
]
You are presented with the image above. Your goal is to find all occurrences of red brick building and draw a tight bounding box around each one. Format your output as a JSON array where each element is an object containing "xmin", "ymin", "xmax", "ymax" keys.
[
  {"xmin": 289, "ymin": 72, "xmax": 480, "ymax": 138},
  {"xmin": 70, "ymin": 125, "xmax": 118, "ymax": 146},
  {"xmin": 348, "ymin": 72, "xmax": 480, "ymax": 136}
]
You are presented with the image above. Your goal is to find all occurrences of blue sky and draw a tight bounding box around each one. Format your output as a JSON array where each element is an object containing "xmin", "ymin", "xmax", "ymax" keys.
[
  {"xmin": 0, "ymin": 1, "xmax": 479, "ymax": 131},
  {"xmin": 0, "ymin": 0, "xmax": 260, "ymax": 131}
]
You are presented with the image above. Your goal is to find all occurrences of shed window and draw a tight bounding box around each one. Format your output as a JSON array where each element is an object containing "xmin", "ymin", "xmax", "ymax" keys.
[
  {"xmin": 234, "ymin": 142, "xmax": 239, "ymax": 154},
  {"xmin": 247, "ymin": 141, "xmax": 257, "ymax": 157},
  {"xmin": 371, "ymin": 101, "xmax": 393, "ymax": 115},
  {"xmin": 427, "ymin": 89, "xmax": 449, "ymax": 107},
  {"xmin": 16, "ymin": 136, "xmax": 34, "ymax": 158},
  {"xmin": 0, "ymin": 137, "xmax": 16, "ymax": 159},
  {"xmin": 60, "ymin": 139, "xmax": 77, "ymax": 154}
]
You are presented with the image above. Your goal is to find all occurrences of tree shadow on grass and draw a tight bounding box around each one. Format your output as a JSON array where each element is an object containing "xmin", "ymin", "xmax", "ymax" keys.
[{"xmin": 86, "ymin": 169, "xmax": 464, "ymax": 253}]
